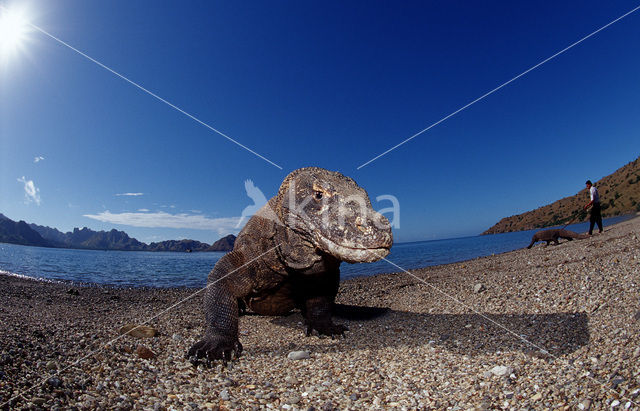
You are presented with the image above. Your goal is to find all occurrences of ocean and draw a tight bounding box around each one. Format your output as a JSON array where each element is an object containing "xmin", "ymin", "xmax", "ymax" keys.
[{"xmin": 0, "ymin": 215, "xmax": 633, "ymax": 288}]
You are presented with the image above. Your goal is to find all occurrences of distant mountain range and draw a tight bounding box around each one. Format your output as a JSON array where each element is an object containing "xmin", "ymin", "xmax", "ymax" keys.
[
  {"xmin": 483, "ymin": 156, "xmax": 640, "ymax": 234},
  {"xmin": 0, "ymin": 213, "xmax": 235, "ymax": 252}
]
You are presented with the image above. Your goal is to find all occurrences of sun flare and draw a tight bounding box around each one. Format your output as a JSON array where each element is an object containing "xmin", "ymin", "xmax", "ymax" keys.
[{"xmin": 0, "ymin": 6, "xmax": 31, "ymax": 58}]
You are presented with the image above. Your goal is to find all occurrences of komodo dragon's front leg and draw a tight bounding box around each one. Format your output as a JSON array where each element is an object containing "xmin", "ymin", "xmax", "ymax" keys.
[
  {"xmin": 294, "ymin": 270, "xmax": 347, "ymax": 337},
  {"xmin": 187, "ymin": 251, "xmax": 253, "ymax": 363}
]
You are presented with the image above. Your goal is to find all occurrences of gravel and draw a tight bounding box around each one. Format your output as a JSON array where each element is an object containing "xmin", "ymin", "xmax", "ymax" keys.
[{"xmin": 1, "ymin": 215, "xmax": 639, "ymax": 409}]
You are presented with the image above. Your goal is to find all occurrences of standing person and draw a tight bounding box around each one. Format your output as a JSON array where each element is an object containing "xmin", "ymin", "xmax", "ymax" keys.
[{"xmin": 583, "ymin": 180, "xmax": 603, "ymax": 235}]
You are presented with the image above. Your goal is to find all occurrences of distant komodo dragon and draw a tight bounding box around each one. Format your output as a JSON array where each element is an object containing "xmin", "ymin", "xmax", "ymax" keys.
[
  {"xmin": 188, "ymin": 167, "xmax": 393, "ymax": 363},
  {"xmin": 526, "ymin": 229, "xmax": 589, "ymax": 249}
]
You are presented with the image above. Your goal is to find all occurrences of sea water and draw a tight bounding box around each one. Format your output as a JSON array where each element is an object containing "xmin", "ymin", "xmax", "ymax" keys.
[{"xmin": 0, "ymin": 215, "xmax": 633, "ymax": 288}]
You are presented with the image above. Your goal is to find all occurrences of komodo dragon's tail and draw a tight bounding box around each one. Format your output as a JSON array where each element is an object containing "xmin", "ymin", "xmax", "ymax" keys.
[{"xmin": 559, "ymin": 229, "xmax": 589, "ymax": 240}]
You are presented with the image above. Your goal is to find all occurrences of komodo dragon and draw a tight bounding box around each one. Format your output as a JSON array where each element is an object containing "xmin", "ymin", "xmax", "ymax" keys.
[
  {"xmin": 188, "ymin": 167, "xmax": 393, "ymax": 363},
  {"xmin": 527, "ymin": 229, "xmax": 589, "ymax": 249}
]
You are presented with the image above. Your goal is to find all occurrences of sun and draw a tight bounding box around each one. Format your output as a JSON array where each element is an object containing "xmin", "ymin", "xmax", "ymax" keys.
[{"xmin": 0, "ymin": 6, "xmax": 31, "ymax": 59}]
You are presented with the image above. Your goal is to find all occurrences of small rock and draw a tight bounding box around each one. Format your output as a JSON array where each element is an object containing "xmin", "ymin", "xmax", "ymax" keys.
[
  {"xmin": 171, "ymin": 334, "xmax": 181, "ymax": 341},
  {"xmin": 349, "ymin": 393, "xmax": 358, "ymax": 401},
  {"xmin": 286, "ymin": 394, "xmax": 301, "ymax": 405},
  {"xmin": 489, "ymin": 365, "xmax": 513, "ymax": 377},
  {"xmin": 634, "ymin": 311, "xmax": 640, "ymax": 321},
  {"xmin": 284, "ymin": 376, "xmax": 298, "ymax": 385},
  {"xmin": 47, "ymin": 377, "xmax": 63, "ymax": 388},
  {"xmin": 135, "ymin": 345, "xmax": 155, "ymax": 359},
  {"xmin": 45, "ymin": 361, "xmax": 58, "ymax": 371},
  {"xmin": 578, "ymin": 400, "xmax": 591, "ymax": 411},
  {"xmin": 321, "ymin": 401, "xmax": 334, "ymax": 411},
  {"xmin": 220, "ymin": 389, "xmax": 230, "ymax": 401},
  {"xmin": 531, "ymin": 392, "xmax": 542, "ymax": 401},
  {"xmin": 32, "ymin": 398, "xmax": 46, "ymax": 405},
  {"xmin": 0, "ymin": 354, "xmax": 11, "ymax": 366},
  {"xmin": 611, "ymin": 399, "xmax": 620, "ymax": 408},
  {"xmin": 66, "ymin": 288, "xmax": 79, "ymax": 296},
  {"xmin": 287, "ymin": 350, "xmax": 310, "ymax": 360},
  {"xmin": 119, "ymin": 324, "xmax": 158, "ymax": 338},
  {"xmin": 612, "ymin": 377, "xmax": 625, "ymax": 389},
  {"xmin": 474, "ymin": 283, "xmax": 486, "ymax": 293}
]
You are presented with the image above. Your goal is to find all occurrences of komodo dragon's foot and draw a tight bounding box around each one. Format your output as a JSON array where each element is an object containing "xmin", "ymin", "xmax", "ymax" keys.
[
  {"xmin": 305, "ymin": 320, "xmax": 348, "ymax": 339},
  {"xmin": 187, "ymin": 334, "xmax": 243, "ymax": 366}
]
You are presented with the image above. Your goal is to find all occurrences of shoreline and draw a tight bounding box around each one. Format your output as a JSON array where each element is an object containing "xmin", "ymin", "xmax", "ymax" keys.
[
  {"xmin": 1, "ymin": 213, "xmax": 637, "ymax": 291},
  {"xmin": 1, "ymin": 216, "xmax": 639, "ymax": 409},
  {"xmin": 480, "ymin": 211, "xmax": 639, "ymax": 236}
]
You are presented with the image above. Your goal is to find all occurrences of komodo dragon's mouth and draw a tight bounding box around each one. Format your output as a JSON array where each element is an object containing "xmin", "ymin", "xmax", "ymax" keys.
[{"xmin": 316, "ymin": 232, "xmax": 391, "ymax": 263}]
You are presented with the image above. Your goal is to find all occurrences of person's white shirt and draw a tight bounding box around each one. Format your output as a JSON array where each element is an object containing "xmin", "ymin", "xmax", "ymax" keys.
[{"xmin": 590, "ymin": 186, "xmax": 600, "ymax": 203}]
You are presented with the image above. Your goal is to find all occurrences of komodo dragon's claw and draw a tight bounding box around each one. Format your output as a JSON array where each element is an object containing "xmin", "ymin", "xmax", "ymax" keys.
[
  {"xmin": 187, "ymin": 334, "xmax": 242, "ymax": 367},
  {"xmin": 305, "ymin": 322, "xmax": 348, "ymax": 338}
]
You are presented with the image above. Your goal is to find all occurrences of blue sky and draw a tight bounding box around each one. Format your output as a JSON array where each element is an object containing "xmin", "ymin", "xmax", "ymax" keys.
[{"xmin": 1, "ymin": 0, "xmax": 639, "ymax": 244}]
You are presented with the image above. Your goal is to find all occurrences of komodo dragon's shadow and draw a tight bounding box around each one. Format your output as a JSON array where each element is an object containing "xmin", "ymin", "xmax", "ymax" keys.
[{"xmin": 266, "ymin": 304, "xmax": 589, "ymax": 357}]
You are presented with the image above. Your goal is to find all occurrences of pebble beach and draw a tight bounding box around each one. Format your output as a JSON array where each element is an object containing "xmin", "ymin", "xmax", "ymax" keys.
[{"xmin": 1, "ymin": 215, "xmax": 639, "ymax": 410}]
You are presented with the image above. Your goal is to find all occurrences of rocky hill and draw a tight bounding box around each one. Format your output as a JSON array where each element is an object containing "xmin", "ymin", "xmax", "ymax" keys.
[
  {"xmin": 29, "ymin": 224, "xmax": 148, "ymax": 251},
  {"xmin": 0, "ymin": 215, "xmax": 236, "ymax": 252},
  {"xmin": 483, "ymin": 156, "xmax": 640, "ymax": 234},
  {"xmin": 207, "ymin": 234, "xmax": 236, "ymax": 251},
  {"xmin": 0, "ymin": 214, "xmax": 52, "ymax": 247},
  {"xmin": 146, "ymin": 239, "xmax": 211, "ymax": 252}
]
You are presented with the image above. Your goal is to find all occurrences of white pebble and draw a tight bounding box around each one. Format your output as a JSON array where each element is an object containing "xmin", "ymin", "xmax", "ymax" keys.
[{"xmin": 287, "ymin": 351, "xmax": 310, "ymax": 360}]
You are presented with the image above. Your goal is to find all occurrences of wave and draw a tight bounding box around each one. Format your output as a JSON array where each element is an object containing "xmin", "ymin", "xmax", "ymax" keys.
[{"xmin": 0, "ymin": 270, "xmax": 63, "ymax": 284}]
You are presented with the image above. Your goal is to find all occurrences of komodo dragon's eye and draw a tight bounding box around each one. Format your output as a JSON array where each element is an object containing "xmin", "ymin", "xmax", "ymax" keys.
[{"xmin": 313, "ymin": 191, "xmax": 323, "ymax": 200}]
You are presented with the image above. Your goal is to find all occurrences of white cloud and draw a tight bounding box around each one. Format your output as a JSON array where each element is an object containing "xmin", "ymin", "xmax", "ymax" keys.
[
  {"xmin": 17, "ymin": 176, "xmax": 41, "ymax": 205},
  {"xmin": 116, "ymin": 192, "xmax": 144, "ymax": 197},
  {"xmin": 83, "ymin": 211, "xmax": 242, "ymax": 236},
  {"xmin": 34, "ymin": 156, "xmax": 45, "ymax": 163},
  {"xmin": 138, "ymin": 208, "xmax": 150, "ymax": 212}
]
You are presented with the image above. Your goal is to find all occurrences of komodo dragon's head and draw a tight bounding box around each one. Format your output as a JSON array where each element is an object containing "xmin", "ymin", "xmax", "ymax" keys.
[{"xmin": 274, "ymin": 167, "xmax": 393, "ymax": 264}]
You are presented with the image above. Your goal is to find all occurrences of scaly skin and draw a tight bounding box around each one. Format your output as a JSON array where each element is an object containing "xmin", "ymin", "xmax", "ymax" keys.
[
  {"xmin": 527, "ymin": 229, "xmax": 589, "ymax": 249},
  {"xmin": 188, "ymin": 167, "xmax": 393, "ymax": 364}
]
